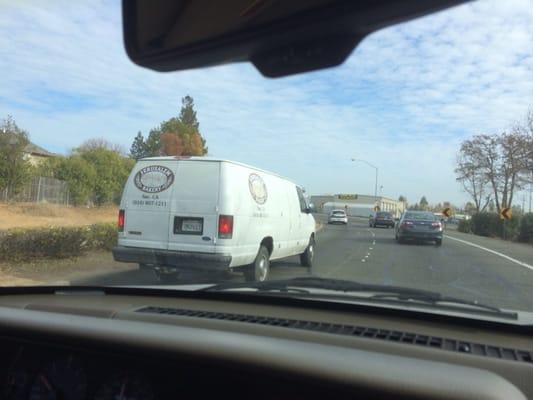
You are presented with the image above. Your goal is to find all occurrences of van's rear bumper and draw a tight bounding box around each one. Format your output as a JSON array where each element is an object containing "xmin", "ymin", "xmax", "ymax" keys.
[{"xmin": 112, "ymin": 246, "xmax": 232, "ymax": 271}]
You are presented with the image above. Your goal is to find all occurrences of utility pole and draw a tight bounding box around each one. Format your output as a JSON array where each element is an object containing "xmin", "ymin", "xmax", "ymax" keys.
[{"xmin": 529, "ymin": 181, "xmax": 532, "ymax": 213}]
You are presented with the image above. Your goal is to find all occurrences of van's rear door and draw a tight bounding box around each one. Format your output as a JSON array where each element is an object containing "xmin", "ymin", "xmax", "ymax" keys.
[
  {"xmin": 120, "ymin": 160, "xmax": 177, "ymax": 250},
  {"xmin": 168, "ymin": 160, "xmax": 220, "ymax": 253}
]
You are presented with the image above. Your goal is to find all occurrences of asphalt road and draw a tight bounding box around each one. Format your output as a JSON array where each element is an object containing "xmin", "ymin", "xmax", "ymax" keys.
[{"xmin": 74, "ymin": 217, "xmax": 533, "ymax": 311}]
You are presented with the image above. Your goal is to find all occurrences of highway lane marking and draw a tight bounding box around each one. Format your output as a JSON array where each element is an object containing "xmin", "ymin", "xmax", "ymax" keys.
[{"xmin": 444, "ymin": 235, "xmax": 533, "ymax": 271}]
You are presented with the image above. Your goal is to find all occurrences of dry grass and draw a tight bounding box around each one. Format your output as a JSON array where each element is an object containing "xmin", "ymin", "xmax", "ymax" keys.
[
  {"xmin": 0, "ymin": 203, "xmax": 118, "ymax": 230},
  {"xmin": 0, "ymin": 273, "xmax": 42, "ymax": 286},
  {"xmin": 0, "ymin": 250, "xmax": 136, "ymax": 286}
]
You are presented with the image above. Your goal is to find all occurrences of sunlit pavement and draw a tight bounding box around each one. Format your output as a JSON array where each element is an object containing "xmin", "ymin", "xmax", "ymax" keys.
[{"xmin": 73, "ymin": 216, "xmax": 533, "ymax": 312}]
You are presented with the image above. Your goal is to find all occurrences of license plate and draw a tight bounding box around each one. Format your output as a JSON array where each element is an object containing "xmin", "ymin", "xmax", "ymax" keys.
[{"xmin": 182, "ymin": 220, "xmax": 202, "ymax": 232}]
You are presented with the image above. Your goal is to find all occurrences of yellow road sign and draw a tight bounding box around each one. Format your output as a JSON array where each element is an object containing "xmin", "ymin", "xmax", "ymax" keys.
[
  {"xmin": 500, "ymin": 207, "xmax": 512, "ymax": 220},
  {"xmin": 443, "ymin": 207, "xmax": 452, "ymax": 218}
]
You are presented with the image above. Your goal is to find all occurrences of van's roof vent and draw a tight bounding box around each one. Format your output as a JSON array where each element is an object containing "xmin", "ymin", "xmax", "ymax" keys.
[{"xmin": 136, "ymin": 306, "xmax": 533, "ymax": 364}]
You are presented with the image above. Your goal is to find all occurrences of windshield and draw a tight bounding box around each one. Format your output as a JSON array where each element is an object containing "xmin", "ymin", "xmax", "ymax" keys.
[
  {"xmin": 403, "ymin": 212, "xmax": 436, "ymax": 221},
  {"xmin": 376, "ymin": 212, "xmax": 392, "ymax": 218},
  {"xmin": 1, "ymin": 1, "xmax": 533, "ymax": 316}
]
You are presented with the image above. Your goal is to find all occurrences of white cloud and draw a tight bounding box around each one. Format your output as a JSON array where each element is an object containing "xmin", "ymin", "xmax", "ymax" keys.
[{"xmin": 0, "ymin": 0, "xmax": 532, "ymax": 205}]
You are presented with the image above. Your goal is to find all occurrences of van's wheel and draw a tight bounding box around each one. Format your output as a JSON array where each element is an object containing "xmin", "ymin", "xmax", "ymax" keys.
[
  {"xmin": 300, "ymin": 237, "xmax": 315, "ymax": 268},
  {"xmin": 435, "ymin": 238, "xmax": 443, "ymax": 246},
  {"xmin": 244, "ymin": 245, "xmax": 270, "ymax": 282}
]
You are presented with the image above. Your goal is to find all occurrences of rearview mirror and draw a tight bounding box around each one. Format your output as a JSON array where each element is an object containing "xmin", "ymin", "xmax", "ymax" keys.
[
  {"xmin": 122, "ymin": 0, "xmax": 466, "ymax": 78},
  {"xmin": 307, "ymin": 203, "xmax": 316, "ymax": 213}
]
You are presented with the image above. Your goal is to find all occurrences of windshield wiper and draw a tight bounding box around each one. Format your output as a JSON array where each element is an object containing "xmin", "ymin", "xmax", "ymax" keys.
[{"xmin": 202, "ymin": 277, "xmax": 517, "ymax": 319}]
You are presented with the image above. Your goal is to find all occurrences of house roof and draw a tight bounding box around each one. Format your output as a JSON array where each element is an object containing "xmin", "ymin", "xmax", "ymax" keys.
[{"xmin": 24, "ymin": 142, "xmax": 56, "ymax": 157}]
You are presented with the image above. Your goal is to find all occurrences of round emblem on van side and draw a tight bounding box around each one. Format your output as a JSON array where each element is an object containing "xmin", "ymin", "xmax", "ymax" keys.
[
  {"xmin": 249, "ymin": 173, "xmax": 268, "ymax": 204},
  {"xmin": 134, "ymin": 165, "xmax": 175, "ymax": 193}
]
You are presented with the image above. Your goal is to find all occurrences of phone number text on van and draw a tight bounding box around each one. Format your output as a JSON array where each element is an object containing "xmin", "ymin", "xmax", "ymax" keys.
[{"xmin": 132, "ymin": 200, "xmax": 168, "ymax": 207}]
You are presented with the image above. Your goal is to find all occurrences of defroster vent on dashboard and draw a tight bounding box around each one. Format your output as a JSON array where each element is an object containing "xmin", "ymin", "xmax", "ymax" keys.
[{"xmin": 136, "ymin": 306, "xmax": 533, "ymax": 364}]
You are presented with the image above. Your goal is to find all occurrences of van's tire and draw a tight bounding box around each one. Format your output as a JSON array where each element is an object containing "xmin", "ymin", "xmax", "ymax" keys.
[
  {"xmin": 435, "ymin": 238, "xmax": 443, "ymax": 246},
  {"xmin": 300, "ymin": 237, "xmax": 315, "ymax": 268},
  {"xmin": 244, "ymin": 245, "xmax": 270, "ymax": 282}
]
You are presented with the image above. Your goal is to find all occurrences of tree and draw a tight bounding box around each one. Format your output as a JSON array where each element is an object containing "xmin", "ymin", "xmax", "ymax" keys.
[
  {"xmin": 179, "ymin": 95, "xmax": 199, "ymax": 130},
  {"xmin": 145, "ymin": 128, "xmax": 162, "ymax": 157},
  {"xmin": 419, "ymin": 196, "xmax": 429, "ymax": 210},
  {"xmin": 499, "ymin": 131, "xmax": 530, "ymax": 209},
  {"xmin": 77, "ymin": 137, "xmax": 125, "ymax": 155},
  {"xmin": 130, "ymin": 131, "xmax": 148, "ymax": 160},
  {"xmin": 408, "ymin": 203, "xmax": 420, "ymax": 211},
  {"xmin": 189, "ymin": 133, "xmax": 205, "ymax": 155},
  {"xmin": 40, "ymin": 156, "xmax": 97, "ymax": 205},
  {"xmin": 464, "ymin": 202, "xmax": 476, "ymax": 215},
  {"xmin": 0, "ymin": 116, "xmax": 32, "ymax": 198},
  {"xmin": 129, "ymin": 95, "xmax": 208, "ymax": 158},
  {"xmin": 455, "ymin": 141, "xmax": 492, "ymax": 213},
  {"xmin": 398, "ymin": 195, "xmax": 407, "ymax": 204},
  {"xmin": 74, "ymin": 145, "xmax": 135, "ymax": 205},
  {"xmin": 160, "ymin": 132, "xmax": 183, "ymax": 156},
  {"xmin": 456, "ymin": 133, "xmax": 530, "ymax": 213}
]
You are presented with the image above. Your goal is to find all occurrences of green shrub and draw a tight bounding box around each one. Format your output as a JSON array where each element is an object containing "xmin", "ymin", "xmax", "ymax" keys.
[
  {"xmin": 470, "ymin": 213, "xmax": 500, "ymax": 237},
  {"xmin": 457, "ymin": 219, "xmax": 471, "ymax": 233},
  {"xmin": 85, "ymin": 223, "xmax": 117, "ymax": 251},
  {"xmin": 470, "ymin": 212, "xmax": 520, "ymax": 240},
  {"xmin": 501, "ymin": 216, "xmax": 520, "ymax": 241},
  {"xmin": 0, "ymin": 223, "xmax": 117, "ymax": 262},
  {"xmin": 518, "ymin": 213, "xmax": 533, "ymax": 244}
]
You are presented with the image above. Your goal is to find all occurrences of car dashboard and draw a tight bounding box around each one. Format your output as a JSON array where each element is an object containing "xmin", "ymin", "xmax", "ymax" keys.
[
  {"xmin": 0, "ymin": 288, "xmax": 532, "ymax": 400},
  {"xmin": 3, "ymin": 339, "xmax": 325, "ymax": 400}
]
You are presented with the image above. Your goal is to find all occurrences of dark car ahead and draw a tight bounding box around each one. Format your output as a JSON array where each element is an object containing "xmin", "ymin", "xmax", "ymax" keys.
[
  {"xmin": 395, "ymin": 211, "xmax": 443, "ymax": 245},
  {"xmin": 369, "ymin": 211, "xmax": 395, "ymax": 228}
]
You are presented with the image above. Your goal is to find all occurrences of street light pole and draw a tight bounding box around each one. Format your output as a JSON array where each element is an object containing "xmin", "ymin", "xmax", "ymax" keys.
[{"xmin": 351, "ymin": 158, "xmax": 379, "ymax": 202}]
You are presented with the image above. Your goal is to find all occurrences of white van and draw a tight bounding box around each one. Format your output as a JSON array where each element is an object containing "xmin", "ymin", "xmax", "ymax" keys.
[{"xmin": 113, "ymin": 157, "xmax": 316, "ymax": 282}]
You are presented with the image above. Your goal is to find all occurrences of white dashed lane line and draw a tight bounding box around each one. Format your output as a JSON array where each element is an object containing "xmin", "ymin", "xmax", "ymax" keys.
[{"xmin": 361, "ymin": 229, "xmax": 376, "ymax": 263}]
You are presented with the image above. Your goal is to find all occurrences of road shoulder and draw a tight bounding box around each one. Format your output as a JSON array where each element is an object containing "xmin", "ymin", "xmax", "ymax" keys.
[{"xmin": 444, "ymin": 229, "xmax": 533, "ymax": 267}]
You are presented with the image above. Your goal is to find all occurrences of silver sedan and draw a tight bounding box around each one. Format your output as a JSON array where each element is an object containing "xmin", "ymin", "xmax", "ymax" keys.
[{"xmin": 328, "ymin": 210, "xmax": 348, "ymax": 225}]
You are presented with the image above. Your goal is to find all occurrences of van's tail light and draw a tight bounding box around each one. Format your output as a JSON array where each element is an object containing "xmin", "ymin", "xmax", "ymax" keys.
[
  {"xmin": 218, "ymin": 215, "xmax": 233, "ymax": 239},
  {"xmin": 118, "ymin": 209, "xmax": 125, "ymax": 232},
  {"xmin": 432, "ymin": 221, "xmax": 442, "ymax": 230}
]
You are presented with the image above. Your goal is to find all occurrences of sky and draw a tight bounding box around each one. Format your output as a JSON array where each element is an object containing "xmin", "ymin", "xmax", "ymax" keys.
[{"xmin": 0, "ymin": 0, "xmax": 532, "ymax": 206}]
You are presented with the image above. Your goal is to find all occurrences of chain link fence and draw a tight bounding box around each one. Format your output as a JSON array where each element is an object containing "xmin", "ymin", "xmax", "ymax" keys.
[{"xmin": 0, "ymin": 177, "xmax": 70, "ymax": 205}]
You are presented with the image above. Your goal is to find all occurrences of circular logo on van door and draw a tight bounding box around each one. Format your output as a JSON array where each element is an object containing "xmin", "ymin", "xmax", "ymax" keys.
[
  {"xmin": 134, "ymin": 165, "xmax": 175, "ymax": 193},
  {"xmin": 249, "ymin": 173, "xmax": 268, "ymax": 204}
]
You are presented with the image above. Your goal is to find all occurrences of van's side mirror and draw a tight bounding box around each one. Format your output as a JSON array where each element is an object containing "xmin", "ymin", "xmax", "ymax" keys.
[{"xmin": 306, "ymin": 203, "xmax": 316, "ymax": 213}]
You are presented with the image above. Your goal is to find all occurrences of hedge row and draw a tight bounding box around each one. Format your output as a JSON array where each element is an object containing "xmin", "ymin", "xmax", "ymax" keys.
[
  {"xmin": 457, "ymin": 219, "xmax": 471, "ymax": 233},
  {"xmin": 0, "ymin": 223, "xmax": 117, "ymax": 262},
  {"xmin": 457, "ymin": 212, "xmax": 533, "ymax": 243}
]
